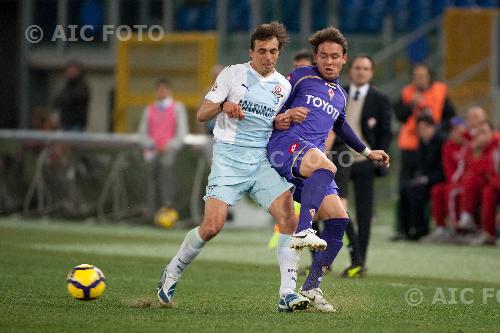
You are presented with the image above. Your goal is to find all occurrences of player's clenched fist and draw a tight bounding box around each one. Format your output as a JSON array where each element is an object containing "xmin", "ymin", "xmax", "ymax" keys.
[
  {"xmin": 274, "ymin": 112, "xmax": 292, "ymax": 130},
  {"xmin": 286, "ymin": 107, "xmax": 310, "ymax": 123},
  {"xmin": 222, "ymin": 101, "xmax": 245, "ymax": 120},
  {"xmin": 367, "ymin": 150, "xmax": 390, "ymax": 168}
]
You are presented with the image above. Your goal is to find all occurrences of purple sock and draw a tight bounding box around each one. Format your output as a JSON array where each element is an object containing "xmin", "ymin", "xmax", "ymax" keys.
[
  {"xmin": 303, "ymin": 218, "xmax": 349, "ymax": 290},
  {"xmin": 296, "ymin": 169, "xmax": 335, "ymax": 233}
]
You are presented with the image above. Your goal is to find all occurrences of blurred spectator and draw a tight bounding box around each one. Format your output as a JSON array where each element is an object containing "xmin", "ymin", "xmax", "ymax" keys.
[
  {"xmin": 292, "ymin": 49, "xmax": 314, "ymax": 68},
  {"xmin": 465, "ymin": 106, "xmax": 488, "ymax": 139},
  {"xmin": 457, "ymin": 121, "xmax": 499, "ymax": 233},
  {"xmin": 399, "ymin": 114, "xmax": 445, "ymax": 240},
  {"xmin": 393, "ymin": 64, "xmax": 455, "ymax": 239},
  {"xmin": 423, "ymin": 116, "xmax": 467, "ymax": 243},
  {"xmin": 139, "ymin": 78, "xmax": 189, "ymax": 216},
  {"xmin": 53, "ymin": 60, "xmax": 90, "ymax": 131},
  {"xmin": 328, "ymin": 55, "xmax": 391, "ymax": 277},
  {"xmin": 471, "ymin": 139, "xmax": 500, "ymax": 245}
]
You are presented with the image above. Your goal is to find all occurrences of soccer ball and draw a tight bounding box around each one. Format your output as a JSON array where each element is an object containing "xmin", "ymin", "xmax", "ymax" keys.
[
  {"xmin": 154, "ymin": 207, "xmax": 179, "ymax": 229},
  {"xmin": 67, "ymin": 264, "xmax": 106, "ymax": 300}
]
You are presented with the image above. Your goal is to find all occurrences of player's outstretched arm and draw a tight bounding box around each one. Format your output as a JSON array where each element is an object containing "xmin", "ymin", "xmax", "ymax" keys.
[
  {"xmin": 333, "ymin": 120, "xmax": 390, "ymax": 167},
  {"xmin": 197, "ymin": 100, "xmax": 244, "ymax": 122}
]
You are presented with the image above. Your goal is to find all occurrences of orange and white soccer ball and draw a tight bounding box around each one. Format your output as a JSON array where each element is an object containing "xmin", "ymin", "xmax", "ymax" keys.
[{"xmin": 67, "ymin": 264, "xmax": 106, "ymax": 300}]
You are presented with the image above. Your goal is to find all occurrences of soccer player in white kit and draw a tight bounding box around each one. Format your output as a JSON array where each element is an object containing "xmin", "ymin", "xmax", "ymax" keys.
[{"xmin": 156, "ymin": 22, "xmax": 320, "ymax": 312}]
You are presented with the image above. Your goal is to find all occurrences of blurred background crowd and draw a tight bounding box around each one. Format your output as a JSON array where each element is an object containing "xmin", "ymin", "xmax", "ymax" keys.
[{"xmin": 0, "ymin": 1, "xmax": 499, "ymax": 254}]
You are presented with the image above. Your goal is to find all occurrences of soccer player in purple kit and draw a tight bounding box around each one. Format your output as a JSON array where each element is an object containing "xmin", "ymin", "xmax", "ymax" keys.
[{"xmin": 268, "ymin": 27, "xmax": 390, "ymax": 312}]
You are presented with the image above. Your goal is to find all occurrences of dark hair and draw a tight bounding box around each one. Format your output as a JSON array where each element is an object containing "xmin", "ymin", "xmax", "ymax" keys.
[
  {"xmin": 411, "ymin": 64, "xmax": 434, "ymax": 82},
  {"xmin": 294, "ymin": 49, "xmax": 314, "ymax": 63},
  {"xmin": 155, "ymin": 78, "xmax": 171, "ymax": 89},
  {"xmin": 309, "ymin": 27, "xmax": 348, "ymax": 55},
  {"xmin": 250, "ymin": 21, "xmax": 288, "ymax": 51},
  {"xmin": 416, "ymin": 113, "xmax": 435, "ymax": 126},
  {"xmin": 349, "ymin": 54, "xmax": 375, "ymax": 70}
]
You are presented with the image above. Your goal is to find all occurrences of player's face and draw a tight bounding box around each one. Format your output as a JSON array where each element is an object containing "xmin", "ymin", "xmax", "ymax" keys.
[
  {"xmin": 250, "ymin": 37, "xmax": 280, "ymax": 77},
  {"xmin": 314, "ymin": 42, "xmax": 347, "ymax": 80},
  {"xmin": 349, "ymin": 57, "xmax": 373, "ymax": 87}
]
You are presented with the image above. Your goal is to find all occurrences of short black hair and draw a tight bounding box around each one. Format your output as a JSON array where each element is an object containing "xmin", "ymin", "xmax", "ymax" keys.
[
  {"xmin": 250, "ymin": 21, "xmax": 288, "ymax": 51},
  {"xmin": 309, "ymin": 27, "xmax": 348, "ymax": 55},
  {"xmin": 416, "ymin": 113, "xmax": 435, "ymax": 126},
  {"xmin": 294, "ymin": 49, "xmax": 314, "ymax": 63},
  {"xmin": 155, "ymin": 78, "xmax": 171, "ymax": 89},
  {"xmin": 349, "ymin": 54, "xmax": 375, "ymax": 70}
]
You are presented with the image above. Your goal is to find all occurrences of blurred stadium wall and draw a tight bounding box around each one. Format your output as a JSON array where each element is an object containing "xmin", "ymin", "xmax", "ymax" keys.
[
  {"xmin": 2, "ymin": 0, "xmax": 498, "ymax": 131},
  {"xmin": 0, "ymin": 0, "xmax": 499, "ymax": 222}
]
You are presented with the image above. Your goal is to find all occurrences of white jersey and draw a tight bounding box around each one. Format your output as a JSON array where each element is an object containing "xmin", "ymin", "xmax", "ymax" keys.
[{"xmin": 205, "ymin": 62, "xmax": 291, "ymax": 148}]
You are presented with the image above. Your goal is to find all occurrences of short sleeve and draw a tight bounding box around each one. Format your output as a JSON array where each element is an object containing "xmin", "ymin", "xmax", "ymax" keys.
[{"xmin": 205, "ymin": 66, "xmax": 233, "ymax": 103}]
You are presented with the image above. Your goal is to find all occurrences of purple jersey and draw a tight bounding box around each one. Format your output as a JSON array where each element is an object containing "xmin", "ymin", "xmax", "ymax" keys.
[
  {"xmin": 270, "ymin": 66, "xmax": 348, "ymax": 148},
  {"xmin": 267, "ymin": 66, "xmax": 366, "ymax": 194}
]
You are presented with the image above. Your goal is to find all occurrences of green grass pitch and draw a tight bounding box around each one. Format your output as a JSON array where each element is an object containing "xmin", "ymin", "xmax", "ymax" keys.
[{"xmin": 1, "ymin": 216, "xmax": 499, "ymax": 332}]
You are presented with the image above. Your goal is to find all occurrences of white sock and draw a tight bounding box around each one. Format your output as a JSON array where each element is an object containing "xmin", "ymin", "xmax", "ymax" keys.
[
  {"xmin": 166, "ymin": 227, "xmax": 205, "ymax": 277},
  {"xmin": 277, "ymin": 233, "xmax": 299, "ymax": 297}
]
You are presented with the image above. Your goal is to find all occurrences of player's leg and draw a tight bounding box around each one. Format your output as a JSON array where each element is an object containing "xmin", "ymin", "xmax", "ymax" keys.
[
  {"xmin": 157, "ymin": 198, "xmax": 228, "ymax": 304},
  {"xmin": 267, "ymin": 137, "xmax": 329, "ymax": 250},
  {"xmin": 290, "ymin": 148, "xmax": 336, "ymax": 249},
  {"xmin": 296, "ymin": 148, "xmax": 337, "ymax": 234},
  {"xmin": 251, "ymin": 165, "xmax": 309, "ymax": 312},
  {"xmin": 268, "ymin": 191, "xmax": 309, "ymax": 312},
  {"xmin": 157, "ymin": 141, "xmax": 244, "ymax": 305},
  {"xmin": 299, "ymin": 193, "xmax": 348, "ymax": 312}
]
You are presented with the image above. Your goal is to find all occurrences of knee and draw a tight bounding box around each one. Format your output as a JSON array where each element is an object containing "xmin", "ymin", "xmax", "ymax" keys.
[
  {"xmin": 321, "ymin": 161, "xmax": 337, "ymax": 175},
  {"xmin": 277, "ymin": 212, "xmax": 297, "ymax": 234},
  {"xmin": 275, "ymin": 196, "xmax": 297, "ymax": 234},
  {"xmin": 199, "ymin": 218, "xmax": 223, "ymax": 241},
  {"xmin": 322, "ymin": 206, "xmax": 348, "ymax": 220}
]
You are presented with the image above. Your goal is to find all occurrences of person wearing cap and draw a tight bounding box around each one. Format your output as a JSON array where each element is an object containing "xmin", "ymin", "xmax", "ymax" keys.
[{"xmin": 422, "ymin": 116, "xmax": 467, "ymax": 242}]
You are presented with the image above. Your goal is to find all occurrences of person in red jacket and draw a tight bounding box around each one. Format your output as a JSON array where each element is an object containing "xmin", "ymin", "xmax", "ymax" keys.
[
  {"xmin": 458, "ymin": 121, "xmax": 500, "ymax": 232},
  {"xmin": 423, "ymin": 116, "xmax": 466, "ymax": 242},
  {"xmin": 469, "ymin": 137, "xmax": 500, "ymax": 245}
]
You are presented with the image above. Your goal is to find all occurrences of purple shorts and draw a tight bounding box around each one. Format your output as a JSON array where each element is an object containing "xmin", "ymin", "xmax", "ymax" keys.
[{"xmin": 267, "ymin": 133, "xmax": 338, "ymax": 203}]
